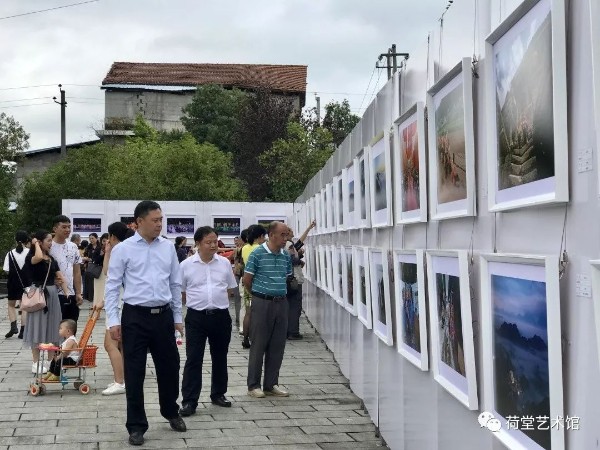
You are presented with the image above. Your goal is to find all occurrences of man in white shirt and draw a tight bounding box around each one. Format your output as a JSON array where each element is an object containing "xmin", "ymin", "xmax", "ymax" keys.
[
  {"xmin": 104, "ymin": 201, "xmax": 186, "ymax": 446},
  {"xmin": 179, "ymin": 226, "xmax": 238, "ymax": 416},
  {"xmin": 49, "ymin": 215, "xmax": 83, "ymax": 322}
]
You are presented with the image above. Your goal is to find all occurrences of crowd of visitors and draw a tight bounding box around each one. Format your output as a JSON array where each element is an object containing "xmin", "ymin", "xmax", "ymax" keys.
[{"xmin": 1, "ymin": 202, "xmax": 316, "ymax": 447}]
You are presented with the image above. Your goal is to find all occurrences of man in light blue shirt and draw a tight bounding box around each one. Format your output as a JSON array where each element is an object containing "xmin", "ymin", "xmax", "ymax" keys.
[{"xmin": 104, "ymin": 201, "xmax": 186, "ymax": 446}]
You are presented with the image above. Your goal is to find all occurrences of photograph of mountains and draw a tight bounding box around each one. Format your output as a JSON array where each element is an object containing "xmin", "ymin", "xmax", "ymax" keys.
[
  {"xmin": 401, "ymin": 119, "xmax": 421, "ymax": 212},
  {"xmin": 495, "ymin": 4, "xmax": 554, "ymax": 191},
  {"xmin": 373, "ymin": 152, "xmax": 387, "ymax": 211},
  {"xmin": 338, "ymin": 178, "xmax": 343, "ymax": 224},
  {"xmin": 346, "ymin": 253, "xmax": 354, "ymax": 306},
  {"xmin": 360, "ymin": 159, "xmax": 367, "ymax": 219},
  {"xmin": 436, "ymin": 273, "xmax": 465, "ymax": 376},
  {"xmin": 435, "ymin": 81, "xmax": 467, "ymax": 204},
  {"xmin": 401, "ymin": 262, "xmax": 420, "ymax": 353},
  {"xmin": 492, "ymin": 274, "xmax": 550, "ymax": 449}
]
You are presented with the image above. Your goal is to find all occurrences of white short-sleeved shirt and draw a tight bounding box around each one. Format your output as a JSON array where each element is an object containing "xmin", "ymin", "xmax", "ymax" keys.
[
  {"xmin": 180, "ymin": 253, "xmax": 237, "ymax": 311},
  {"xmin": 49, "ymin": 241, "xmax": 82, "ymax": 296},
  {"xmin": 3, "ymin": 249, "xmax": 27, "ymax": 272}
]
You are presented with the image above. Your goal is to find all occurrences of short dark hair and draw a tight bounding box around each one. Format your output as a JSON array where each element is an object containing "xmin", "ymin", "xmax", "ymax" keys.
[
  {"xmin": 60, "ymin": 319, "xmax": 77, "ymax": 335},
  {"xmin": 247, "ymin": 224, "xmax": 267, "ymax": 245},
  {"xmin": 240, "ymin": 228, "xmax": 248, "ymax": 243},
  {"xmin": 194, "ymin": 226, "xmax": 217, "ymax": 243},
  {"xmin": 107, "ymin": 222, "xmax": 130, "ymax": 242},
  {"xmin": 175, "ymin": 236, "xmax": 187, "ymax": 247},
  {"xmin": 133, "ymin": 201, "xmax": 161, "ymax": 221},
  {"xmin": 52, "ymin": 215, "xmax": 71, "ymax": 227}
]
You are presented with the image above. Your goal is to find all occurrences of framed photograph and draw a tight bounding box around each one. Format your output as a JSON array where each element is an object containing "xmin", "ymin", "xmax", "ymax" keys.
[
  {"xmin": 72, "ymin": 216, "xmax": 102, "ymax": 234},
  {"xmin": 342, "ymin": 245, "xmax": 357, "ymax": 316},
  {"xmin": 119, "ymin": 216, "xmax": 135, "ymax": 228},
  {"xmin": 393, "ymin": 250, "xmax": 429, "ymax": 370},
  {"xmin": 335, "ymin": 170, "xmax": 346, "ymax": 231},
  {"xmin": 326, "ymin": 183, "xmax": 335, "ymax": 233},
  {"xmin": 320, "ymin": 187, "xmax": 329, "ymax": 233},
  {"xmin": 332, "ymin": 174, "xmax": 341, "ymax": 231},
  {"xmin": 591, "ymin": 260, "xmax": 600, "ymax": 374},
  {"xmin": 316, "ymin": 245, "xmax": 325, "ymax": 289},
  {"xmin": 332, "ymin": 246, "xmax": 344, "ymax": 305},
  {"xmin": 480, "ymin": 253, "xmax": 564, "ymax": 450},
  {"xmin": 426, "ymin": 58, "xmax": 476, "ymax": 220},
  {"xmin": 591, "ymin": 0, "xmax": 600, "ymax": 195},
  {"xmin": 315, "ymin": 192, "xmax": 323, "ymax": 235},
  {"xmin": 426, "ymin": 250, "xmax": 478, "ymax": 409},
  {"xmin": 343, "ymin": 162, "xmax": 356, "ymax": 229},
  {"xmin": 369, "ymin": 131, "xmax": 393, "ymax": 228},
  {"xmin": 369, "ymin": 248, "xmax": 393, "ymax": 345},
  {"xmin": 255, "ymin": 216, "xmax": 286, "ymax": 230},
  {"xmin": 212, "ymin": 217, "xmax": 240, "ymax": 237},
  {"xmin": 485, "ymin": 0, "xmax": 568, "ymax": 211},
  {"xmin": 355, "ymin": 148, "xmax": 371, "ymax": 229},
  {"xmin": 393, "ymin": 102, "xmax": 428, "ymax": 224},
  {"xmin": 166, "ymin": 217, "xmax": 195, "ymax": 237},
  {"xmin": 325, "ymin": 245, "xmax": 334, "ymax": 297},
  {"xmin": 354, "ymin": 246, "xmax": 372, "ymax": 329}
]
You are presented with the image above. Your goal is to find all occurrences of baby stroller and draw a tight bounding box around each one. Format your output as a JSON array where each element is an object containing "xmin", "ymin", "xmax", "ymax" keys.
[{"xmin": 30, "ymin": 307, "xmax": 100, "ymax": 396}]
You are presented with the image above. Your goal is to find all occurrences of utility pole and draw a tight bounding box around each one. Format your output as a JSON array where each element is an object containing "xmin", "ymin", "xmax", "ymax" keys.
[
  {"xmin": 315, "ymin": 94, "xmax": 321, "ymax": 125},
  {"xmin": 377, "ymin": 45, "xmax": 410, "ymax": 80},
  {"xmin": 386, "ymin": 48, "xmax": 392, "ymax": 80},
  {"xmin": 53, "ymin": 84, "xmax": 67, "ymax": 157}
]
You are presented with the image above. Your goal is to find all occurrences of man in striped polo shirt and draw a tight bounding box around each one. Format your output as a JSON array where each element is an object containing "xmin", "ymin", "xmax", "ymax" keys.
[{"xmin": 243, "ymin": 221, "xmax": 293, "ymax": 398}]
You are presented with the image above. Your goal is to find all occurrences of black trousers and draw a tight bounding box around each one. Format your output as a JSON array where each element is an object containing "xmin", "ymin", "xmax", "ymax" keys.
[
  {"xmin": 181, "ymin": 308, "xmax": 232, "ymax": 409},
  {"xmin": 49, "ymin": 356, "xmax": 77, "ymax": 376},
  {"xmin": 58, "ymin": 295, "xmax": 80, "ymax": 322},
  {"xmin": 287, "ymin": 285, "xmax": 303, "ymax": 336},
  {"xmin": 121, "ymin": 303, "xmax": 180, "ymax": 435}
]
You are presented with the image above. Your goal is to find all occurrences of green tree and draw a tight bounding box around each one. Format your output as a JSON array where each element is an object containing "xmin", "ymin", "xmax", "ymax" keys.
[
  {"xmin": 0, "ymin": 113, "xmax": 29, "ymax": 259},
  {"xmin": 17, "ymin": 130, "xmax": 246, "ymax": 231},
  {"xmin": 260, "ymin": 121, "xmax": 334, "ymax": 202},
  {"xmin": 233, "ymin": 87, "xmax": 294, "ymax": 200},
  {"xmin": 322, "ymin": 99, "xmax": 360, "ymax": 147},
  {"xmin": 181, "ymin": 84, "xmax": 247, "ymax": 154}
]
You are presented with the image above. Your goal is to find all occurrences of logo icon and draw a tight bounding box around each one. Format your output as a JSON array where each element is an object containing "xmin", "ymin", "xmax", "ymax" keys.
[{"xmin": 478, "ymin": 411, "xmax": 501, "ymax": 432}]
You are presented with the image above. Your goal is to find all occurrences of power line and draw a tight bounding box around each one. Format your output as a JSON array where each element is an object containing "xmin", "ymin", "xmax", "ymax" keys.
[
  {"xmin": 357, "ymin": 66, "xmax": 377, "ymax": 115},
  {"xmin": 0, "ymin": 0, "xmax": 99, "ymax": 21}
]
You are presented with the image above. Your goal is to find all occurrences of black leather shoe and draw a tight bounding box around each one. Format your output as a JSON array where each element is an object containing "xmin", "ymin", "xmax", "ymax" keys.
[
  {"xmin": 287, "ymin": 333, "xmax": 303, "ymax": 340},
  {"xmin": 169, "ymin": 415, "xmax": 187, "ymax": 432},
  {"xmin": 179, "ymin": 404, "xmax": 196, "ymax": 417},
  {"xmin": 128, "ymin": 431, "xmax": 144, "ymax": 446},
  {"xmin": 211, "ymin": 395, "xmax": 232, "ymax": 407}
]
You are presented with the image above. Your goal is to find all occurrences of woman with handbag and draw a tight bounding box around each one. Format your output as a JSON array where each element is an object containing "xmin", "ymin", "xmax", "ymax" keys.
[
  {"xmin": 82, "ymin": 233, "xmax": 101, "ymax": 302},
  {"xmin": 23, "ymin": 230, "xmax": 70, "ymax": 374},
  {"xmin": 2, "ymin": 230, "xmax": 31, "ymax": 338}
]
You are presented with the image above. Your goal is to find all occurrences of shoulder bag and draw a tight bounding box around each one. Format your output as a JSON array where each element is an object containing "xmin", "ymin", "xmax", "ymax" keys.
[
  {"xmin": 86, "ymin": 262, "xmax": 102, "ymax": 279},
  {"xmin": 18, "ymin": 256, "xmax": 51, "ymax": 313}
]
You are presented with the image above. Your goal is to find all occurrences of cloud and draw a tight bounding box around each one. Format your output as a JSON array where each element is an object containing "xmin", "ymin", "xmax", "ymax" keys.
[{"xmin": 1, "ymin": 0, "xmax": 446, "ymax": 149}]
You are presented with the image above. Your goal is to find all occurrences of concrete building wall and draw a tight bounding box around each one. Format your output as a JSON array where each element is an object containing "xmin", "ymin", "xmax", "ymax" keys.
[{"xmin": 103, "ymin": 89, "xmax": 302, "ymax": 132}]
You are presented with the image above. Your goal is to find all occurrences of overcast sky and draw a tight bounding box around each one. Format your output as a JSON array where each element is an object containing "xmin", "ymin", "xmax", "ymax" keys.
[{"xmin": 0, "ymin": 0, "xmax": 448, "ymax": 150}]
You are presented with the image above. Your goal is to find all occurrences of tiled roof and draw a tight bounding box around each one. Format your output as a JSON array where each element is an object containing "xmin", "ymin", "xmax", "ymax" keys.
[{"xmin": 102, "ymin": 62, "xmax": 307, "ymax": 93}]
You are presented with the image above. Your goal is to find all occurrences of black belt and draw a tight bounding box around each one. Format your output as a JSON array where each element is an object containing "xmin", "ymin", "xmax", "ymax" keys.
[
  {"xmin": 189, "ymin": 308, "xmax": 228, "ymax": 315},
  {"xmin": 125, "ymin": 303, "xmax": 171, "ymax": 314},
  {"xmin": 251, "ymin": 292, "xmax": 286, "ymax": 301}
]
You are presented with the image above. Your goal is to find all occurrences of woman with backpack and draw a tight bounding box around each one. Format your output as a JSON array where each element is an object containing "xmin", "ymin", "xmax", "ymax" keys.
[{"xmin": 2, "ymin": 230, "xmax": 31, "ymax": 339}]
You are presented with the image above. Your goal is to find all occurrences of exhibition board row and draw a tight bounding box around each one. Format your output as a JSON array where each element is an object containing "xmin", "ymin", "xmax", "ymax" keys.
[
  {"xmin": 302, "ymin": 244, "xmax": 566, "ymax": 450},
  {"xmin": 65, "ymin": 214, "xmax": 288, "ymax": 240},
  {"xmin": 297, "ymin": 0, "xmax": 577, "ymax": 234}
]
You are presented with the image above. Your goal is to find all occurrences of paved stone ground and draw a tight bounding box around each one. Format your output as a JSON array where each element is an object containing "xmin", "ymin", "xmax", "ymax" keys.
[{"xmin": 0, "ymin": 298, "xmax": 387, "ymax": 449}]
